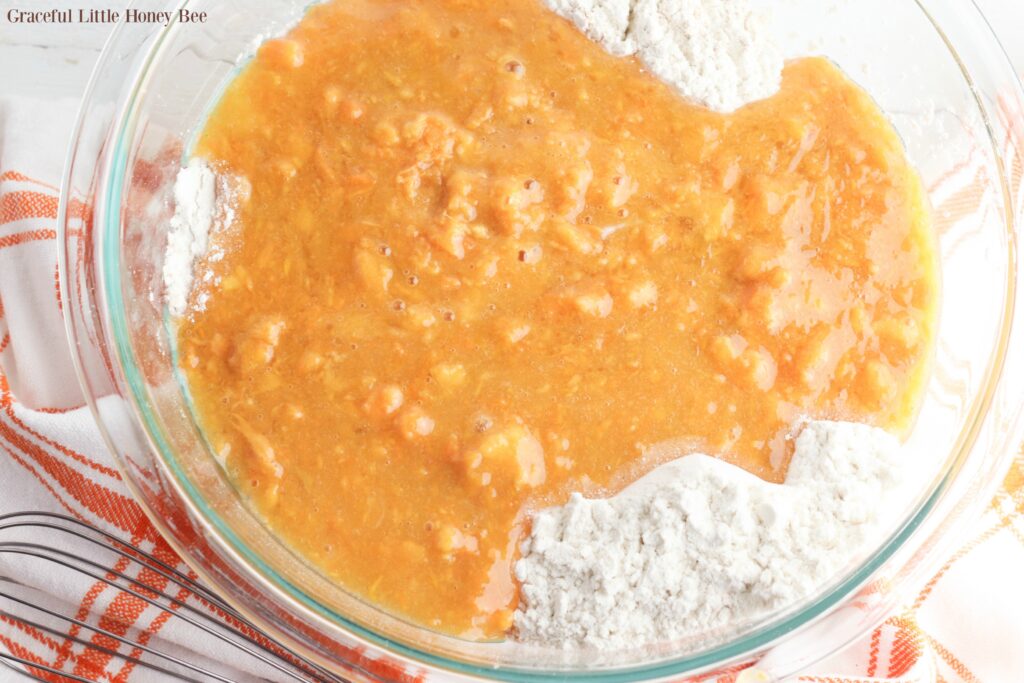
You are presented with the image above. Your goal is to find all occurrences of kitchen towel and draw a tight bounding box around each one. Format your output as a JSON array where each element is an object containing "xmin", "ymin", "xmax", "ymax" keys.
[
  {"xmin": 0, "ymin": 96, "xmax": 298, "ymax": 683},
  {"xmin": 1, "ymin": 93, "xmax": 1022, "ymax": 683}
]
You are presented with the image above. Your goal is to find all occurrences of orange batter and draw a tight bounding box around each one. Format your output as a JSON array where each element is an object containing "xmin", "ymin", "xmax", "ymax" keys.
[{"xmin": 177, "ymin": 0, "xmax": 938, "ymax": 638}]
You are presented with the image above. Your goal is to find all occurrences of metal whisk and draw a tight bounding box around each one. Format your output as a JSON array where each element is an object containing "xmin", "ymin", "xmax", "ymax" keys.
[{"xmin": 0, "ymin": 511, "xmax": 352, "ymax": 682}]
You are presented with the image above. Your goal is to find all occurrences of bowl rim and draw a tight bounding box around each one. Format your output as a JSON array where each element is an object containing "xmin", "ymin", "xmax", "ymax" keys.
[{"xmin": 59, "ymin": 0, "xmax": 1024, "ymax": 679}]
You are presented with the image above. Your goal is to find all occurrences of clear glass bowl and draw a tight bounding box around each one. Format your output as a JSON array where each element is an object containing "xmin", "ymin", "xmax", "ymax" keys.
[{"xmin": 58, "ymin": 0, "xmax": 1024, "ymax": 680}]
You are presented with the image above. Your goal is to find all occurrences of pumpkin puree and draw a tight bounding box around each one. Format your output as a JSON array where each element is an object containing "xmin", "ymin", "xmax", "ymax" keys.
[{"xmin": 178, "ymin": 0, "xmax": 938, "ymax": 638}]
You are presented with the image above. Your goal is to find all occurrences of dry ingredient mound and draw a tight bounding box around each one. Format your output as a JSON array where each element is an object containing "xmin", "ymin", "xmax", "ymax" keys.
[
  {"xmin": 544, "ymin": 0, "xmax": 783, "ymax": 112},
  {"xmin": 164, "ymin": 159, "xmax": 216, "ymax": 317},
  {"xmin": 513, "ymin": 420, "xmax": 903, "ymax": 649},
  {"xmin": 164, "ymin": 159, "xmax": 236, "ymax": 317}
]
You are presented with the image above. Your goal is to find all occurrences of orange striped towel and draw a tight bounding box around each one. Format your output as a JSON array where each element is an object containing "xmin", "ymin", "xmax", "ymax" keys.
[
  {"xmin": 1, "ymin": 95, "xmax": 1022, "ymax": 682},
  {"xmin": 0, "ymin": 97, "xmax": 295, "ymax": 683}
]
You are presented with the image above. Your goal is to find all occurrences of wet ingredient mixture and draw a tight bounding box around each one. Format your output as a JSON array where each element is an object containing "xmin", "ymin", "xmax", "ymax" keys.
[{"xmin": 176, "ymin": 0, "xmax": 938, "ymax": 638}]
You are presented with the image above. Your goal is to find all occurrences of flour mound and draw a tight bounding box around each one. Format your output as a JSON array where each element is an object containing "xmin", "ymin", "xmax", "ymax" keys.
[
  {"xmin": 513, "ymin": 421, "xmax": 903, "ymax": 649},
  {"xmin": 545, "ymin": 0, "xmax": 783, "ymax": 112},
  {"xmin": 163, "ymin": 159, "xmax": 238, "ymax": 317}
]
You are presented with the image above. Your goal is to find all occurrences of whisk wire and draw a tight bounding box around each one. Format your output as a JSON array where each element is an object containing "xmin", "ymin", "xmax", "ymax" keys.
[
  {"xmin": 0, "ymin": 597, "xmax": 222, "ymax": 682},
  {"xmin": 1, "ymin": 545, "xmax": 312, "ymax": 683},
  {"xmin": 2, "ymin": 654, "xmax": 140, "ymax": 683},
  {"xmin": 0, "ymin": 515, "xmax": 252, "ymax": 624},
  {"xmin": 0, "ymin": 516, "xmax": 351, "ymax": 682},
  {"xmin": 0, "ymin": 511, "xmax": 358, "ymax": 683}
]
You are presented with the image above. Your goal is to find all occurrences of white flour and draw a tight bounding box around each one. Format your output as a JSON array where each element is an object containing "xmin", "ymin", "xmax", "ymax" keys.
[
  {"xmin": 514, "ymin": 420, "xmax": 904, "ymax": 649},
  {"xmin": 163, "ymin": 159, "xmax": 235, "ymax": 317},
  {"xmin": 545, "ymin": 0, "xmax": 783, "ymax": 112}
]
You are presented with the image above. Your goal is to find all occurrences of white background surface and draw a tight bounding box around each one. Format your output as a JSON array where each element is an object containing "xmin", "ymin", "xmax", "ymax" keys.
[
  {"xmin": 1, "ymin": 0, "xmax": 1023, "ymax": 99},
  {"xmin": 1, "ymin": 0, "xmax": 124, "ymax": 98}
]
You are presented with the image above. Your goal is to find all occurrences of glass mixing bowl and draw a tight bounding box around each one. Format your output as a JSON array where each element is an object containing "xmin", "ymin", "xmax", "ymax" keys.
[{"xmin": 58, "ymin": 0, "xmax": 1024, "ymax": 680}]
